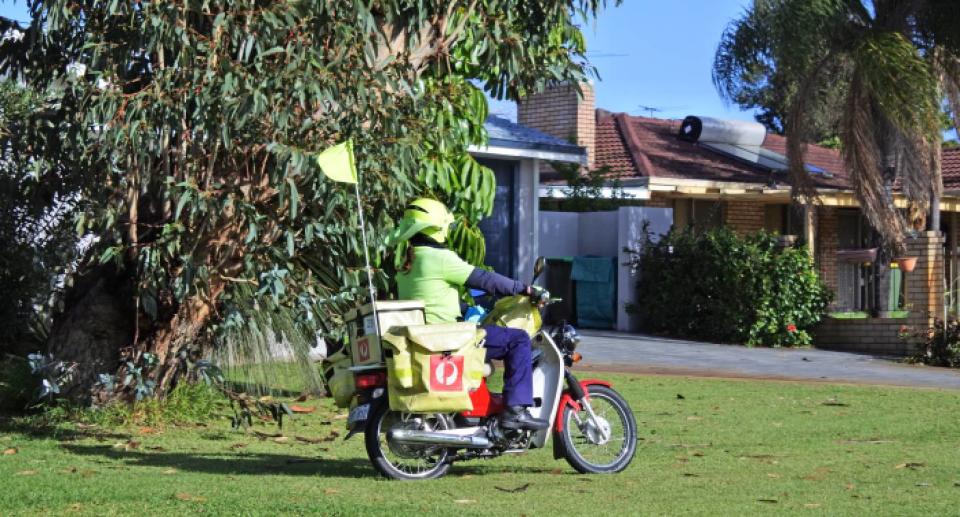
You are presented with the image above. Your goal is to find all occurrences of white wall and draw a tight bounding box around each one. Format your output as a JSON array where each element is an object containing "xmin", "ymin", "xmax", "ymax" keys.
[
  {"xmin": 578, "ymin": 211, "xmax": 619, "ymax": 256},
  {"xmin": 616, "ymin": 207, "xmax": 673, "ymax": 332},
  {"xmin": 515, "ymin": 159, "xmax": 537, "ymax": 283},
  {"xmin": 538, "ymin": 206, "xmax": 673, "ymax": 331},
  {"xmin": 539, "ymin": 211, "xmax": 580, "ymax": 258}
]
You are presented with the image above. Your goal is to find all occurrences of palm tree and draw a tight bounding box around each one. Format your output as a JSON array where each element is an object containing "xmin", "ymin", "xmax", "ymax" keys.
[{"xmin": 713, "ymin": 0, "xmax": 960, "ymax": 256}]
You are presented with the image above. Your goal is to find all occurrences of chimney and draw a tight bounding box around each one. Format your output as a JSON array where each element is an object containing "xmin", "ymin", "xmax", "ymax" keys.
[{"xmin": 517, "ymin": 82, "xmax": 595, "ymax": 168}]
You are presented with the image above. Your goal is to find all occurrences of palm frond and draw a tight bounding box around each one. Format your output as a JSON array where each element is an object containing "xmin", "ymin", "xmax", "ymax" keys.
[{"xmin": 841, "ymin": 71, "xmax": 907, "ymax": 254}]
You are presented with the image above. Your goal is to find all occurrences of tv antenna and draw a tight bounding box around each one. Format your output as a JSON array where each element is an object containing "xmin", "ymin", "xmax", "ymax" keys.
[{"xmin": 637, "ymin": 104, "xmax": 688, "ymax": 118}]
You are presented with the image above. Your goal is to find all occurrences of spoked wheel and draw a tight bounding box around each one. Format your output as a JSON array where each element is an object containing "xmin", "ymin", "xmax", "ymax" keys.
[
  {"xmin": 558, "ymin": 385, "xmax": 637, "ymax": 474},
  {"xmin": 364, "ymin": 399, "xmax": 452, "ymax": 480}
]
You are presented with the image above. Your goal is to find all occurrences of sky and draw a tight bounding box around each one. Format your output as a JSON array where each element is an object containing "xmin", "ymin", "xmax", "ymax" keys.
[
  {"xmin": 487, "ymin": 0, "xmax": 756, "ymax": 122},
  {"xmin": 0, "ymin": 0, "xmax": 756, "ymax": 123}
]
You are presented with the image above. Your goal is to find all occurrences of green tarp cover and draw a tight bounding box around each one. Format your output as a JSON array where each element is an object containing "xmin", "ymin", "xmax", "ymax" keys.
[{"xmin": 571, "ymin": 256, "xmax": 616, "ymax": 329}]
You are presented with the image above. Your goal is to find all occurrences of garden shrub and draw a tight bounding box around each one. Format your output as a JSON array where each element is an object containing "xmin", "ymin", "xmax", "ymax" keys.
[
  {"xmin": 903, "ymin": 320, "xmax": 960, "ymax": 367},
  {"xmin": 0, "ymin": 355, "xmax": 35, "ymax": 411},
  {"xmin": 627, "ymin": 227, "xmax": 830, "ymax": 346}
]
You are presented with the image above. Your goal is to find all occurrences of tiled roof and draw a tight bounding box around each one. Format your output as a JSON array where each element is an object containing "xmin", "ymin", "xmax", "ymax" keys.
[
  {"xmin": 594, "ymin": 112, "xmax": 850, "ymax": 189},
  {"xmin": 943, "ymin": 147, "xmax": 960, "ymax": 191},
  {"xmin": 484, "ymin": 115, "xmax": 586, "ymax": 156}
]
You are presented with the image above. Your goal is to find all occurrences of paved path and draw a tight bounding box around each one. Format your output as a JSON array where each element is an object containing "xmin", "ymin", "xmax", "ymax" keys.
[{"xmin": 576, "ymin": 330, "xmax": 960, "ymax": 390}]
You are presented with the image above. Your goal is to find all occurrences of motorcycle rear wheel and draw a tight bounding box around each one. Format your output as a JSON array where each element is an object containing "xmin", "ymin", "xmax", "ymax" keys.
[
  {"xmin": 558, "ymin": 385, "xmax": 637, "ymax": 474},
  {"xmin": 364, "ymin": 399, "xmax": 452, "ymax": 480}
]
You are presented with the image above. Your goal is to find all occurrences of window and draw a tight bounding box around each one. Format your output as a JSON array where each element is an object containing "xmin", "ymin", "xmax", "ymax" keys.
[{"xmin": 673, "ymin": 199, "xmax": 724, "ymax": 232}]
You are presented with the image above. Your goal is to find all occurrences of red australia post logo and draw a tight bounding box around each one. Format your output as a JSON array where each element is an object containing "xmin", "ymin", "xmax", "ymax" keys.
[
  {"xmin": 429, "ymin": 355, "xmax": 464, "ymax": 392},
  {"xmin": 356, "ymin": 338, "xmax": 370, "ymax": 362}
]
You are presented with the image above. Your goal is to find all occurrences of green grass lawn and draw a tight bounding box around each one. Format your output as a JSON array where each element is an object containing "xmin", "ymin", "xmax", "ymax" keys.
[{"xmin": 2, "ymin": 372, "xmax": 960, "ymax": 516}]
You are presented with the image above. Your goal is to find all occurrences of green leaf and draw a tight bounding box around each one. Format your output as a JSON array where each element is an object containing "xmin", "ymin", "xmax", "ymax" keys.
[{"xmin": 287, "ymin": 177, "xmax": 299, "ymax": 219}]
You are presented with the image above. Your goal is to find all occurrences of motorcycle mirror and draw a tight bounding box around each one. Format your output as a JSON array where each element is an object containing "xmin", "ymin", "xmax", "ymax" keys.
[{"xmin": 532, "ymin": 256, "xmax": 546, "ymax": 283}]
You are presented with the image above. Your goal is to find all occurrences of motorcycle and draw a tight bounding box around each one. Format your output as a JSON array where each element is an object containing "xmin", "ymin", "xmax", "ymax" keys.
[{"xmin": 344, "ymin": 257, "xmax": 637, "ymax": 480}]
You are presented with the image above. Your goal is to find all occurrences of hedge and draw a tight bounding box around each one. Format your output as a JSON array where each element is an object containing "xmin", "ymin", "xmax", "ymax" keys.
[{"xmin": 627, "ymin": 228, "xmax": 830, "ymax": 347}]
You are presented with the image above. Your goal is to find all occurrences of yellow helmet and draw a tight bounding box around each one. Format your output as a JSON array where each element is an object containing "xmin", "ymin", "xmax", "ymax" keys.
[{"xmin": 388, "ymin": 198, "xmax": 456, "ymax": 244}]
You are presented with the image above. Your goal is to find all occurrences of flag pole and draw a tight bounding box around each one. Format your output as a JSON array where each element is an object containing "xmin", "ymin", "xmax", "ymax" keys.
[{"xmin": 353, "ymin": 177, "xmax": 381, "ymax": 340}]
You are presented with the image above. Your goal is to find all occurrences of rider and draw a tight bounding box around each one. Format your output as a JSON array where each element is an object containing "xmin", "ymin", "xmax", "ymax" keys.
[{"xmin": 389, "ymin": 198, "xmax": 548, "ymax": 431}]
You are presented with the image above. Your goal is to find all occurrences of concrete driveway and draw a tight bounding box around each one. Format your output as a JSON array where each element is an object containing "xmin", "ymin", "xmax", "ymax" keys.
[{"xmin": 576, "ymin": 330, "xmax": 960, "ymax": 390}]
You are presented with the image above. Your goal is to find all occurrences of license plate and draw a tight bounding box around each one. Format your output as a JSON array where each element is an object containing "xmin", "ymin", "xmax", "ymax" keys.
[
  {"xmin": 363, "ymin": 315, "xmax": 377, "ymax": 336},
  {"xmin": 348, "ymin": 403, "xmax": 370, "ymax": 427}
]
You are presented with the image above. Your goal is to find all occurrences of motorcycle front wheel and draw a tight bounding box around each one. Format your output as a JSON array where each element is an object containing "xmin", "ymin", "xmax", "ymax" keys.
[
  {"xmin": 363, "ymin": 399, "xmax": 452, "ymax": 480},
  {"xmin": 558, "ymin": 385, "xmax": 637, "ymax": 474}
]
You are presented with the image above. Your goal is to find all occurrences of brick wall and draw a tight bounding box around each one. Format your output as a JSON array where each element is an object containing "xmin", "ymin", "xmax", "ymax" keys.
[
  {"xmin": 905, "ymin": 232, "xmax": 944, "ymax": 329},
  {"xmin": 816, "ymin": 206, "xmax": 839, "ymax": 292},
  {"xmin": 815, "ymin": 318, "xmax": 914, "ymax": 356},
  {"xmin": 815, "ymin": 232, "xmax": 945, "ymax": 356},
  {"xmin": 517, "ymin": 83, "xmax": 595, "ymax": 167},
  {"xmin": 723, "ymin": 201, "xmax": 764, "ymax": 234},
  {"xmin": 644, "ymin": 195, "xmax": 673, "ymax": 208}
]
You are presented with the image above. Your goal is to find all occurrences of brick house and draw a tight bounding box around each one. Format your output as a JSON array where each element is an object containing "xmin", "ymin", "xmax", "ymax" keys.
[{"xmin": 520, "ymin": 84, "xmax": 960, "ymax": 355}]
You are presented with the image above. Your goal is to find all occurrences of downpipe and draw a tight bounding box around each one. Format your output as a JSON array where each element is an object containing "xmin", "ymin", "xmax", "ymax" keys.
[{"xmin": 387, "ymin": 428, "xmax": 492, "ymax": 449}]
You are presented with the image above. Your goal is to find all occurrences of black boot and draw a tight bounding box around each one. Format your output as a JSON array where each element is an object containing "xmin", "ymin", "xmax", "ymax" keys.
[{"xmin": 501, "ymin": 405, "xmax": 549, "ymax": 431}]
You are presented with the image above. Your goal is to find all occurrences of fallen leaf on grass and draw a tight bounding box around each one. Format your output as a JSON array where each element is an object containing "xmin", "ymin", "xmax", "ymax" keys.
[
  {"xmin": 767, "ymin": 473, "xmax": 781, "ymax": 479},
  {"xmin": 163, "ymin": 469, "xmax": 178, "ymax": 475},
  {"xmin": 916, "ymin": 482, "xmax": 931, "ymax": 487},
  {"xmin": 229, "ymin": 443, "xmax": 247, "ymax": 450},
  {"xmin": 549, "ymin": 468, "xmax": 563, "ymax": 475},
  {"xmin": 295, "ymin": 393, "xmax": 309, "ymax": 402},
  {"xmin": 138, "ymin": 427, "xmax": 158, "ymax": 435},
  {"xmin": 294, "ymin": 436, "xmax": 324, "ymax": 444},
  {"xmin": 494, "ymin": 483, "xmax": 530, "ymax": 493},
  {"xmin": 290, "ymin": 405, "xmax": 315, "ymax": 414},
  {"xmin": 15, "ymin": 470, "xmax": 38, "ymax": 476},
  {"xmin": 895, "ymin": 462, "xmax": 925, "ymax": 470},
  {"xmin": 821, "ymin": 399, "xmax": 848, "ymax": 407},
  {"xmin": 3, "ymin": 447, "xmax": 17, "ymax": 455},
  {"xmin": 253, "ymin": 431, "xmax": 282, "ymax": 440},
  {"xmin": 454, "ymin": 499, "xmax": 476, "ymax": 504},
  {"xmin": 146, "ymin": 446, "xmax": 167, "ymax": 452},
  {"xmin": 174, "ymin": 493, "xmax": 206, "ymax": 503},
  {"xmin": 692, "ymin": 451, "xmax": 705, "ymax": 457},
  {"xmin": 682, "ymin": 473, "xmax": 699, "ymax": 477},
  {"xmin": 76, "ymin": 423, "xmax": 98, "ymax": 430},
  {"xmin": 113, "ymin": 440, "xmax": 140, "ymax": 451},
  {"xmin": 272, "ymin": 436, "xmax": 289, "ymax": 444},
  {"xmin": 62, "ymin": 467, "xmax": 78, "ymax": 474},
  {"xmin": 757, "ymin": 499, "xmax": 778, "ymax": 504}
]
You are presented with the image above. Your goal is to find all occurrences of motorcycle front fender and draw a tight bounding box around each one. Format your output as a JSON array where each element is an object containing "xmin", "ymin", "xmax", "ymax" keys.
[{"xmin": 554, "ymin": 379, "xmax": 613, "ymax": 434}]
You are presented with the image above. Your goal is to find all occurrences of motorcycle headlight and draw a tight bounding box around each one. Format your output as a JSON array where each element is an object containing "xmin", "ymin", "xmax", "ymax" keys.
[{"xmin": 562, "ymin": 324, "xmax": 580, "ymax": 351}]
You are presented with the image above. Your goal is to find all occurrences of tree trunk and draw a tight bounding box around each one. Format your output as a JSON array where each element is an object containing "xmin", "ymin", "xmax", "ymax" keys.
[
  {"xmin": 46, "ymin": 264, "xmax": 220, "ymax": 403},
  {"xmin": 46, "ymin": 265, "xmax": 135, "ymax": 402}
]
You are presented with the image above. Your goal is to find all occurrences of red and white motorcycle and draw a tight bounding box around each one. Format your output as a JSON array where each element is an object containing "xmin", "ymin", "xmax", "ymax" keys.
[{"xmin": 347, "ymin": 258, "xmax": 637, "ymax": 480}]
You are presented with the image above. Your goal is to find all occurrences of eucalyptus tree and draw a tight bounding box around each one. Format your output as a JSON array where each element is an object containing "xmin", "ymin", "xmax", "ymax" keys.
[
  {"xmin": 1, "ymin": 1, "xmax": 611, "ymax": 401},
  {"xmin": 714, "ymin": 0, "xmax": 960, "ymax": 255}
]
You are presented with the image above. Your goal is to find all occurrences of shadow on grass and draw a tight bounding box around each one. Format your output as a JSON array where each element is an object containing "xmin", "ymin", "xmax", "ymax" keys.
[
  {"xmin": 61, "ymin": 444, "xmax": 376, "ymax": 478},
  {"xmin": 0, "ymin": 415, "xmax": 133, "ymax": 442}
]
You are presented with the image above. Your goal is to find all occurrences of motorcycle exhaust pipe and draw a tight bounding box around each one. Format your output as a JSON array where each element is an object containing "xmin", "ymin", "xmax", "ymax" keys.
[{"xmin": 388, "ymin": 429, "xmax": 491, "ymax": 448}]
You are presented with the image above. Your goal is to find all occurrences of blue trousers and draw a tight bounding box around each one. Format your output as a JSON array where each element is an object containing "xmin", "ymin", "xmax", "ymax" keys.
[{"xmin": 482, "ymin": 325, "xmax": 533, "ymax": 407}]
